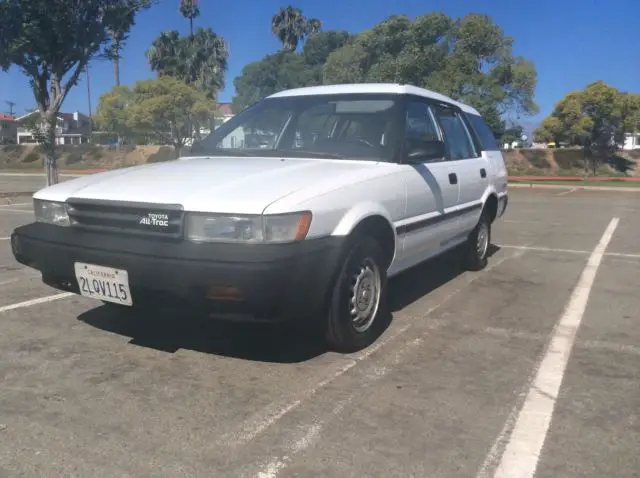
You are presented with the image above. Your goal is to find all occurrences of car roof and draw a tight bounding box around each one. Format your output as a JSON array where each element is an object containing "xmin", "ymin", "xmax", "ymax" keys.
[{"xmin": 267, "ymin": 83, "xmax": 481, "ymax": 115}]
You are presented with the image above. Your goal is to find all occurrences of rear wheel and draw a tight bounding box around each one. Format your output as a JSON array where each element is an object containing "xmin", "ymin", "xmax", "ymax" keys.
[
  {"xmin": 325, "ymin": 235, "xmax": 390, "ymax": 353},
  {"xmin": 462, "ymin": 208, "xmax": 491, "ymax": 271}
]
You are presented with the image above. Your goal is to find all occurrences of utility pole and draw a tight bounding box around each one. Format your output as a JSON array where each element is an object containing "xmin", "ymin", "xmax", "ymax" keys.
[
  {"xmin": 5, "ymin": 101, "xmax": 15, "ymax": 117},
  {"xmin": 86, "ymin": 64, "xmax": 93, "ymax": 143}
]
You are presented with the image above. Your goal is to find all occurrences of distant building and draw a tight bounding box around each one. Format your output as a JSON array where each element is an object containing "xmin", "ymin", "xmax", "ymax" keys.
[
  {"xmin": 214, "ymin": 103, "xmax": 234, "ymax": 128},
  {"xmin": 0, "ymin": 113, "xmax": 17, "ymax": 144},
  {"xmin": 622, "ymin": 132, "xmax": 640, "ymax": 150},
  {"xmin": 16, "ymin": 110, "xmax": 91, "ymax": 145}
]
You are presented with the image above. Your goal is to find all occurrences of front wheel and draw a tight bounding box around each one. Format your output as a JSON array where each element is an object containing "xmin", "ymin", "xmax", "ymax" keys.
[
  {"xmin": 462, "ymin": 208, "xmax": 491, "ymax": 271},
  {"xmin": 325, "ymin": 236, "xmax": 390, "ymax": 353}
]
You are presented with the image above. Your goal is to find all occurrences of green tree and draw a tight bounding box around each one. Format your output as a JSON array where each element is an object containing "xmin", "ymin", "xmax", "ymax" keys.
[
  {"xmin": 147, "ymin": 27, "xmax": 228, "ymax": 99},
  {"xmin": 95, "ymin": 86, "xmax": 135, "ymax": 144},
  {"xmin": 271, "ymin": 6, "xmax": 322, "ymax": 52},
  {"xmin": 127, "ymin": 76, "xmax": 216, "ymax": 156},
  {"xmin": 534, "ymin": 81, "xmax": 635, "ymax": 174},
  {"xmin": 0, "ymin": 0, "xmax": 152, "ymax": 185},
  {"xmin": 179, "ymin": 0, "xmax": 200, "ymax": 37},
  {"xmin": 323, "ymin": 13, "xmax": 538, "ymax": 134},
  {"xmin": 232, "ymin": 30, "xmax": 351, "ymax": 112},
  {"xmin": 501, "ymin": 125, "xmax": 524, "ymax": 147}
]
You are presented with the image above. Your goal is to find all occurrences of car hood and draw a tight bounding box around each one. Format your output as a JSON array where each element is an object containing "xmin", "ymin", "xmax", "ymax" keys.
[{"xmin": 34, "ymin": 156, "xmax": 384, "ymax": 214}]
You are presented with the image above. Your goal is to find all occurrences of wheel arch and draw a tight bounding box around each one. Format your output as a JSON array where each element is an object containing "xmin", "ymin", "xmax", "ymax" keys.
[{"xmin": 332, "ymin": 204, "xmax": 397, "ymax": 270}]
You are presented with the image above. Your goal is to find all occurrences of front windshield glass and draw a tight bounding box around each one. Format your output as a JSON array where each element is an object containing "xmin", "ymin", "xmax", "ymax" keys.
[{"xmin": 192, "ymin": 93, "xmax": 402, "ymax": 161}]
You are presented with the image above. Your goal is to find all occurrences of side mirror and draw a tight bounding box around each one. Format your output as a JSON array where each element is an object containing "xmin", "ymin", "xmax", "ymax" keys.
[{"xmin": 406, "ymin": 140, "xmax": 446, "ymax": 163}]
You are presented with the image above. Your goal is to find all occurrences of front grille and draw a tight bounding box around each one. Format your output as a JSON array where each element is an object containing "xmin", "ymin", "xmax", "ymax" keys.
[{"xmin": 66, "ymin": 199, "xmax": 184, "ymax": 239}]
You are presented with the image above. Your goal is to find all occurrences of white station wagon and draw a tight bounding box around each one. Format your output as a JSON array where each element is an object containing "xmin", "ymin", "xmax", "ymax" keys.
[{"xmin": 11, "ymin": 83, "xmax": 508, "ymax": 352}]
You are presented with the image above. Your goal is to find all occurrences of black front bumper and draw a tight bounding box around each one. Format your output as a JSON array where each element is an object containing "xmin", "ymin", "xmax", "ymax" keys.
[{"xmin": 11, "ymin": 223, "xmax": 345, "ymax": 321}]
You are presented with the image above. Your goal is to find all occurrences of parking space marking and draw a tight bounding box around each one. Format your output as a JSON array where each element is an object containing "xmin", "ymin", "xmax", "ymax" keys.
[
  {"xmin": 482, "ymin": 327, "xmax": 640, "ymax": 357},
  {"xmin": 606, "ymin": 251, "xmax": 640, "ymax": 259},
  {"xmin": 224, "ymin": 248, "xmax": 528, "ymax": 449},
  {"xmin": 556, "ymin": 188, "xmax": 577, "ymax": 196},
  {"xmin": 490, "ymin": 217, "xmax": 619, "ymax": 478},
  {"xmin": 255, "ymin": 337, "xmax": 425, "ymax": 478},
  {"xmin": 0, "ymin": 208, "xmax": 33, "ymax": 214},
  {"xmin": 497, "ymin": 244, "xmax": 590, "ymax": 255},
  {"xmin": 0, "ymin": 292, "xmax": 74, "ymax": 313},
  {"xmin": 498, "ymin": 244, "xmax": 640, "ymax": 260},
  {"xmin": 0, "ymin": 236, "xmax": 9, "ymax": 241},
  {"xmin": 0, "ymin": 202, "xmax": 30, "ymax": 208}
]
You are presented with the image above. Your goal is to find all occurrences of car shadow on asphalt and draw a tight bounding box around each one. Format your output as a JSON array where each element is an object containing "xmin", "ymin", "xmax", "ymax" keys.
[{"xmin": 77, "ymin": 244, "xmax": 501, "ymax": 364}]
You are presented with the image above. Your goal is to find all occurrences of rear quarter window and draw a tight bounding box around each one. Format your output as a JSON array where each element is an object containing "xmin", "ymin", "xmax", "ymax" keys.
[{"xmin": 466, "ymin": 114, "xmax": 499, "ymax": 151}]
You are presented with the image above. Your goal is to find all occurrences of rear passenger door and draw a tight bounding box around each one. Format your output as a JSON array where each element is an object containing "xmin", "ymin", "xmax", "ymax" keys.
[
  {"xmin": 431, "ymin": 104, "xmax": 489, "ymax": 235},
  {"xmin": 398, "ymin": 98, "xmax": 461, "ymax": 266}
]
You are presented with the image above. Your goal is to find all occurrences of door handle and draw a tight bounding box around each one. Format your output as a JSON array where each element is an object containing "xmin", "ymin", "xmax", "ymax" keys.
[
  {"xmin": 480, "ymin": 168, "xmax": 487, "ymax": 178},
  {"xmin": 448, "ymin": 173, "xmax": 458, "ymax": 185}
]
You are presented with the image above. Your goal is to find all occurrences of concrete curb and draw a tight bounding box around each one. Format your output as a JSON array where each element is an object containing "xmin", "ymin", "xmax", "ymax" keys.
[{"xmin": 508, "ymin": 183, "xmax": 640, "ymax": 192}]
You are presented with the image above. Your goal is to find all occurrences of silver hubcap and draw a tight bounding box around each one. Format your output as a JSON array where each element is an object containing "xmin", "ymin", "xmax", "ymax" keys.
[
  {"xmin": 349, "ymin": 258, "xmax": 381, "ymax": 333},
  {"xmin": 477, "ymin": 222, "xmax": 489, "ymax": 258}
]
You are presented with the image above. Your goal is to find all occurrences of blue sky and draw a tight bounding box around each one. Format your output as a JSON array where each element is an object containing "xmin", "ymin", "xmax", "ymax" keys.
[{"xmin": 0, "ymin": 0, "xmax": 637, "ymax": 130}]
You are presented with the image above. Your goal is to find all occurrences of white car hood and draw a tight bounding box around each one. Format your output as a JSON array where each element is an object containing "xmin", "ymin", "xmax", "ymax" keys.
[{"xmin": 35, "ymin": 156, "xmax": 382, "ymax": 214}]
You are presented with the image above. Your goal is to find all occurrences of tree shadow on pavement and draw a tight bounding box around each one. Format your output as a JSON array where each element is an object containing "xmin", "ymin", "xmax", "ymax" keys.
[{"xmin": 77, "ymin": 243, "xmax": 501, "ymax": 364}]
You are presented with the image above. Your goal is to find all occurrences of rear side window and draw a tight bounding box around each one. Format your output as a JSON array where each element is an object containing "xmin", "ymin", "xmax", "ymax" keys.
[
  {"xmin": 466, "ymin": 113, "xmax": 499, "ymax": 151},
  {"xmin": 432, "ymin": 105, "xmax": 477, "ymax": 160}
]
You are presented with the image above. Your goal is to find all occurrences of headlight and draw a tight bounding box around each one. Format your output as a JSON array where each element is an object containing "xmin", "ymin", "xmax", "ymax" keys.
[
  {"xmin": 186, "ymin": 211, "xmax": 312, "ymax": 243},
  {"xmin": 34, "ymin": 199, "xmax": 70, "ymax": 227}
]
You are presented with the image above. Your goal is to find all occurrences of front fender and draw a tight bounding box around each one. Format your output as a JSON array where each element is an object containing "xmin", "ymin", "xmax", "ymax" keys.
[{"xmin": 331, "ymin": 201, "xmax": 396, "ymax": 238}]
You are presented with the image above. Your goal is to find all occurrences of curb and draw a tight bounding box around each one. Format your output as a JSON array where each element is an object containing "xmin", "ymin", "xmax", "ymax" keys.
[{"xmin": 508, "ymin": 183, "xmax": 640, "ymax": 192}]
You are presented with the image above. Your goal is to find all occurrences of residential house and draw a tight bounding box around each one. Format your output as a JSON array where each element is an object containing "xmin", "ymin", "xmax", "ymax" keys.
[
  {"xmin": 16, "ymin": 110, "xmax": 91, "ymax": 145},
  {"xmin": 0, "ymin": 113, "xmax": 17, "ymax": 144},
  {"xmin": 622, "ymin": 132, "xmax": 640, "ymax": 150},
  {"xmin": 214, "ymin": 103, "xmax": 234, "ymax": 128}
]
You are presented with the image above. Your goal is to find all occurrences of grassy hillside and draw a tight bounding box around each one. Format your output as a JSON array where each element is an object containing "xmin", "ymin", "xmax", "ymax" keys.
[
  {"xmin": 1, "ymin": 144, "xmax": 638, "ymax": 177},
  {"xmin": 503, "ymin": 148, "xmax": 640, "ymax": 177}
]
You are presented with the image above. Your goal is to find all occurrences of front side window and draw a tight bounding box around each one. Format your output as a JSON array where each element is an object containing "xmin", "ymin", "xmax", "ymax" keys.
[
  {"xmin": 432, "ymin": 105, "xmax": 477, "ymax": 160},
  {"xmin": 193, "ymin": 94, "xmax": 402, "ymax": 162}
]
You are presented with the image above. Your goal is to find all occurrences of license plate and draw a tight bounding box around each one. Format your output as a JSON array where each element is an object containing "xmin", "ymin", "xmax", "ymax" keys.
[{"xmin": 74, "ymin": 262, "xmax": 133, "ymax": 306}]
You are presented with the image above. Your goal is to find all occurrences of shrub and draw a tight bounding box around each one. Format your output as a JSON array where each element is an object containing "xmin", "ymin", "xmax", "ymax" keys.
[
  {"xmin": 22, "ymin": 150, "xmax": 41, "ymax": 163},
  {"xmin": 147, "ymin": 146, "xmax": 176, "ymax": 163},
  {"xmin": 65, "ymin": 152, "xmax": 83, "ymax": 164}
]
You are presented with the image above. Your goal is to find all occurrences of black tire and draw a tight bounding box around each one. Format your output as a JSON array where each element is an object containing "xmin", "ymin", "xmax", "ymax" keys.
[
  {"xmin": 463, "ymin": 208, "xmax": 491, "ymax": 271},
  {"xmin": 325, "ymin": 235, "xmax": 391, "ymax": 353}
]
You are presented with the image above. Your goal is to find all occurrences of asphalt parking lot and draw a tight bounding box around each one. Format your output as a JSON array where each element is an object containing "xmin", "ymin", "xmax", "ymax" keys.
[{"xmin": 1, "ymin": 183, "xmax": 639, "ymax": 478}]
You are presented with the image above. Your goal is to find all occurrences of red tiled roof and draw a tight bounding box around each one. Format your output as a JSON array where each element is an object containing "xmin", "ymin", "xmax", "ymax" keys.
[
  {"xmin": 217, "ymin": 103, "xmax": 233, "ymax": 116},
  {"xmin": 0, "ymin": 113, "xmax": 16, "ymax": 122}
]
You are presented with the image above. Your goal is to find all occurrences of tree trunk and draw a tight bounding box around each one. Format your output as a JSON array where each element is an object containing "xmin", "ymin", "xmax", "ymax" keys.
[
  {"xmin": 114, "ymin": 57, "xmax": 120, "ymax": 87},
  {"xmin": 190, "ymin": 17, "xmax": 193, "ymax": 37},
  {"xmin": 42, "ymin": 115, "xmax": 59, "ymax": 186}
]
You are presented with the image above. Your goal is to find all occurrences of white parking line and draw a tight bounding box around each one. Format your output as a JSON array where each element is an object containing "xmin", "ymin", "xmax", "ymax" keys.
[
  {"xmin": 0, "ymin": 292, "xmax": 74, "ymax": 313},
  {"xmin": 0, "ymin": 202, "xmax": 31, "ymax": 208},
  {"xmin": 0, "ymin": 208, "xmax": 33, "ymax": 214},
  {"xmin": 497, "ymin": 244, "xmax": 640, "ymax": 260},
  {"xmin": 489, "ymin": 217, "xmax": 619, "ymax": 478},
  {"xmin": 255, "ymin": 337, "xmax": 425, "ymax": 478},
  {"xmin": 0, "ymin": 236, "xmax": 9, "ymax": 241},
  {"xmin": 497, "ymin": 244, "xmax": 590, "ymax": 255}
]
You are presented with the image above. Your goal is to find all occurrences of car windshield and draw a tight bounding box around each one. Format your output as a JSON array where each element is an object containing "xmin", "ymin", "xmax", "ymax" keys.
[{"xmin": 191, "ymin": 93, "xmax": 403, "ymax": 162}]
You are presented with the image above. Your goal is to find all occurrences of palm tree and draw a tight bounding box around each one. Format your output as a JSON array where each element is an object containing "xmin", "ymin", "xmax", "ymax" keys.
[
  {"xmin": 107, "ymin": 27, "xmax": 126, "ymax": 86},
  {"xmin": 271, "ymin": 6, "xmax": 322, "ymax": 52},
  {"xmin": 106, "ymin": 0, "xmax": 154, "ymax": 87},
  {"xmin": 179, "ymin": 0, "xmax": 200, "ymax": 37}
]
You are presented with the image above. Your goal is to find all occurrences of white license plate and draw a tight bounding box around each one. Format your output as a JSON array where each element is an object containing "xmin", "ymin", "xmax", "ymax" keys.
[{"xmin": 74, "ymin": 262, "xmax": 133, "ymax": 306}]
